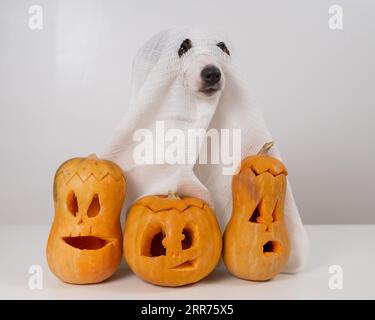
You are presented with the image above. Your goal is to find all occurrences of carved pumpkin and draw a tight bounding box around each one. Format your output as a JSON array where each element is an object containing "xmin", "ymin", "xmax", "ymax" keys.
[
  {"xmin": 47, "ymin": 155, "xmax": 126, "ymax": 284},
  {"xmin": 124, "ymin": 192, "xmax": 222, "ymax": 287},
  {"xmin": 223, "ymin": 142, "xmax": 290, "ymax": 281}
]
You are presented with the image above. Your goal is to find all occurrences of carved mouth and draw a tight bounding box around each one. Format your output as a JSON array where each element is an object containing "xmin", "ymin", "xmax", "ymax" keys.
[
  {"xmin": 263, "ymin": 240, "xmax": 283, "ymax": 255},
  {"xmin": 62, "ymin": 236, "xmax": 108, "ymax": 250},
  {"xmin": 170, "ymin": 259, "xmax": 198, "ymax": 270}
]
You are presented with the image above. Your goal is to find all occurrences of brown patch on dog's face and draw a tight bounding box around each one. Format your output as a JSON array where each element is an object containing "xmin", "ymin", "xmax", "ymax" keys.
[
  {"xmin": 217, "ymin": 42, "xmax": 230, "ymax": 56},
  {"xmin": 178, "ymin": 39, "xmax": 192, "ymax": 58}
]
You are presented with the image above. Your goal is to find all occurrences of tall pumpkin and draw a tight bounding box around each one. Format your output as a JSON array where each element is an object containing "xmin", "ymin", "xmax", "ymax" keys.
[
  {"xmin": 223, "ymin": 142, "xmax": 290, "ymax": 281},
  {"xmin": 47, "ymin": 155, "xmax": 126, "ymax": 284},
  {"xmin": 124, "ymin": 192, "xmax": 222, "ymax": 287}
]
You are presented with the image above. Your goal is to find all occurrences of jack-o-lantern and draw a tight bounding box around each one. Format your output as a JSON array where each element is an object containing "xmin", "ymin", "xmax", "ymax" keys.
[
  {"xmin": 47, "ymin": 155, "xmax": 126, "ymax": 284},
  {"xmin": 124, "ymin": 192, "xmax": 222, "ymax": 287},
  {"xmin": 223, "ymin": 142, "xmax": 290, "ymax": 281}
]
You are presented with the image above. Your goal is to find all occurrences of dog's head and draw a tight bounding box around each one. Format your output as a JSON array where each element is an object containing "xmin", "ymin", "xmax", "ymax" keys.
[{"xmin": 178, "ymin": 38, "xmax": 230, "ymax": 97}]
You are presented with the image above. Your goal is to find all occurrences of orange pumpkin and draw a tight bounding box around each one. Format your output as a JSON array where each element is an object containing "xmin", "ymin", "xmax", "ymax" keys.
[
  {"xmin": 223, "ymin": 142, "xmax": 290, "ymax": 281},
  {"xmin": 47, "ymin": 155, "xmax": 126, "ymax": 284},
  {"xmin": 124, "ymin": 192, "xmax": 222, "ymax": 287}
]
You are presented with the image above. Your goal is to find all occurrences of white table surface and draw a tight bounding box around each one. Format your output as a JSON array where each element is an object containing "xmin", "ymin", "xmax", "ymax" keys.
[{"xmin": 0, "ymin": 225, "xmax": 374, "ymax": 299}]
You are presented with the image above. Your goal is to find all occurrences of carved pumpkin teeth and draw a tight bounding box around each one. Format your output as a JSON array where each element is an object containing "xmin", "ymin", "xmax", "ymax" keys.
[{"xmin": 62, "ymin": 236, "xmax": 110, "ymax": 250}]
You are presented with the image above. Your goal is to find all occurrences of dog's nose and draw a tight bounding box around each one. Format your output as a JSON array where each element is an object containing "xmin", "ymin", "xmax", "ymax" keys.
[{"xmin": 201, "ymin": 65, "xmax": 221, "ymax": 85}]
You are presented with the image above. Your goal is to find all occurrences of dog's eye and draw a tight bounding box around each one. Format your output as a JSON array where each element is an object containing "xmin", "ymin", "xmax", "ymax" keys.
[
  {"xmin": 178, "ymin": 39, "xmax": 192, "ymax": 58},
  {"xmin": 217, "ymin": 42, "xmax": 230, "ymax": 56}
]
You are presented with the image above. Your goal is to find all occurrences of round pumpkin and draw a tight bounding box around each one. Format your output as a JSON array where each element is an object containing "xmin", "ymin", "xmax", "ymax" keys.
[
  {"xmin": 223, "ymin": 142, "xmax": 290, "ymax": 281},
  {"xmin": 124, "ymin": 192, "xmax": 222, "ymax": 287},
  {"xmin": 47, "ymin": 155, "xmax": 126, "ymax": 284}
]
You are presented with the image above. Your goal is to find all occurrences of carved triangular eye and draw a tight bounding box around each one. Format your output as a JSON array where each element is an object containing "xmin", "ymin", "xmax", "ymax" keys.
[
  {"xmin": 87, "ymin": 194, "xmax": 100, "ymax": 217},
  {"xmin": 67, "ymin": 191, "xmax": 78, "ymax": 216},
  {"xmin": 249, "ymin": 205, "xmax": 261, "ymax": 223}
]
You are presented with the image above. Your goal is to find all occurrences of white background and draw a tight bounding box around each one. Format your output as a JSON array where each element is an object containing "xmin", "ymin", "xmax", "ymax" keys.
[{"xmin": 0, "ymin": 0, "xmax": 374, "ymax": 225}]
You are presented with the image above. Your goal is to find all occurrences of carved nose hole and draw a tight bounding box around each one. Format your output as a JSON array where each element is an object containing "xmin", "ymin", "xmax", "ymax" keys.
[
  {"xmin": 150, "ymin": 232, "xmax": 166, "ymax": 257},
  {"xmin": 263, "ymin": 241, "xmax": 282, "ymax": 255},
  {"xmin": 87, "ymin": 194, "xmax": 100, "ymax": 217},
  {"xmin": 67, "ymin": 191, "xmax": 78, "ymax": 216},
  {"xmin": 181, "ymin": 228, "xmax": 193, "ymax": 249}
]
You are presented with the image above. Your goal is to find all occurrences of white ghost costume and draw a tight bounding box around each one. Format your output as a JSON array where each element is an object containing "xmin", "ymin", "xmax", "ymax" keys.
[{"xmin": 99, "ymin": 28, "xmax": 309, "ymax": 273}]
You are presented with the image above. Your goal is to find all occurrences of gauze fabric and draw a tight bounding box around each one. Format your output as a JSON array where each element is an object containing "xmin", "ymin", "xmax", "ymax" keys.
[{"xmin": 99, "ymin": 28, "xmax": 309, "ymax": 273}]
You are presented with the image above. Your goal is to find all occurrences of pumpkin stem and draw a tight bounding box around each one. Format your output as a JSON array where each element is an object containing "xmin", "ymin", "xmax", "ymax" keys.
[
  {"xmin": 87, "ymin": 153, "xmax": 98, "ymax": 160},
  {"xmin": 258, "ymin": 141, "xmax": 274, "ymax": 155},
  {"xmin": 167, "ymin": 191, "xmax": 181, "ymax": 200}
]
